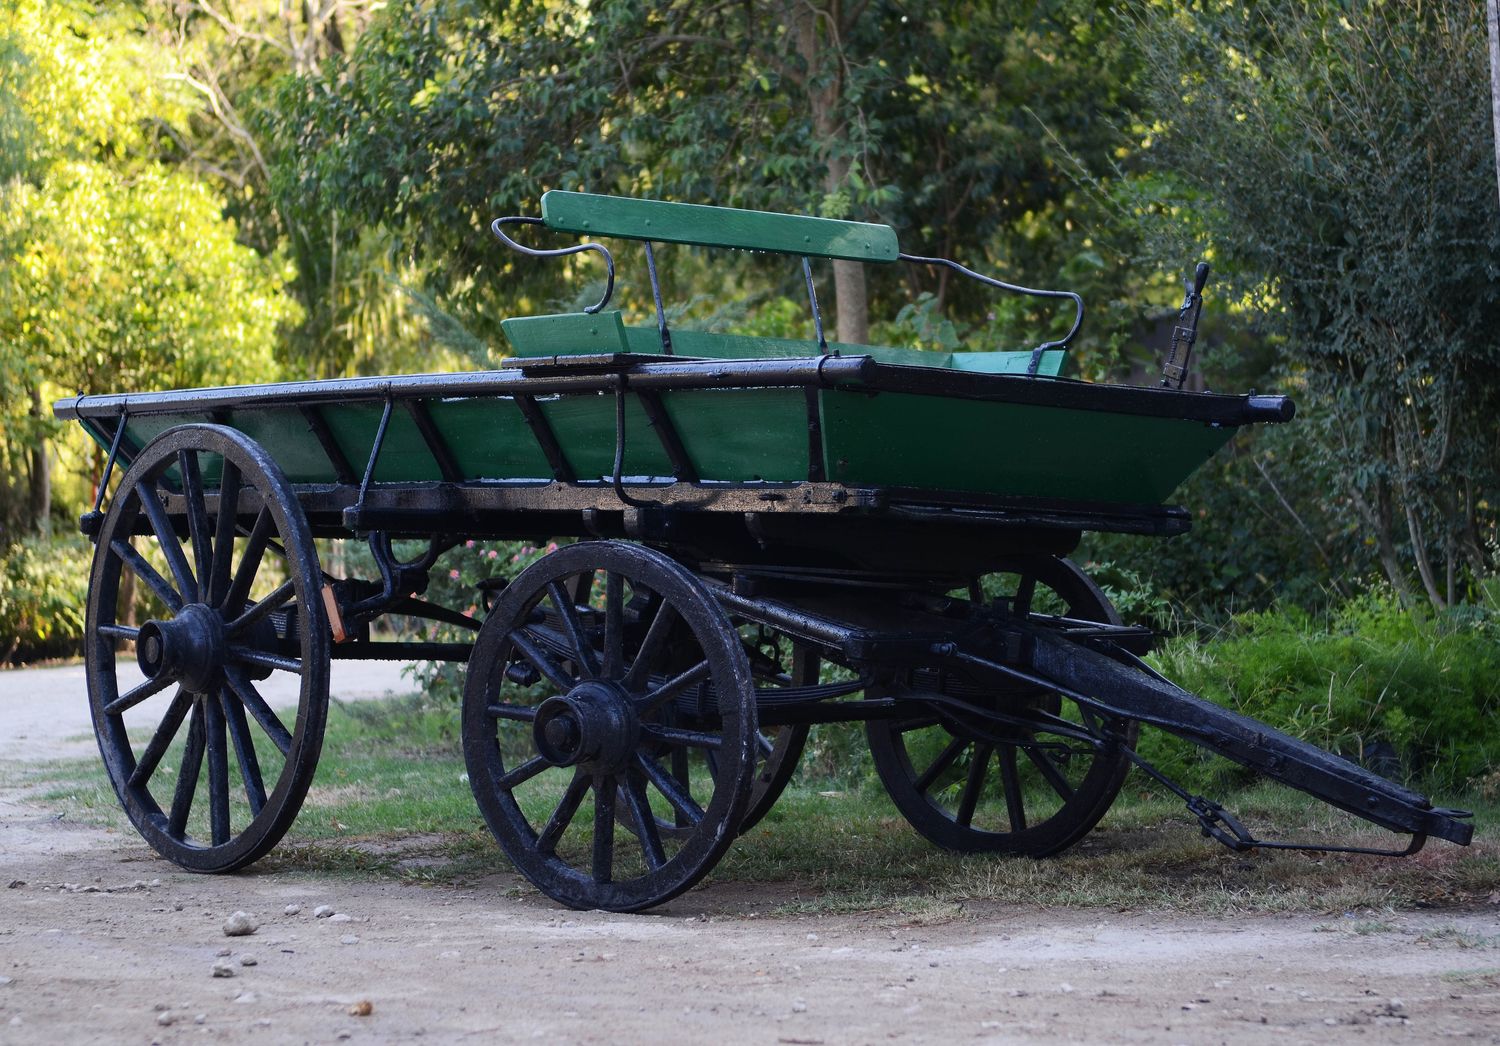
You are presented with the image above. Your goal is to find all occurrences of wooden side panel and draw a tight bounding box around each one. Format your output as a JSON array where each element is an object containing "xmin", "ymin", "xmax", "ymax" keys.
[{"xmin": 502, "ymin": 310, "xmax": 630, "ymax": 357}]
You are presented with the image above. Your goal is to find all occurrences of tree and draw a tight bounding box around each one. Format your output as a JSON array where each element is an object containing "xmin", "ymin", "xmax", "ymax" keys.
[
  {"xmin": 266, "ymin": 1, "xmax": 1138, "ymax": 353},
  {"xmin": 0, "ymin": 0, "xmax": 296, "ymax": 536},
  {"xmin": 1133, "ymin": 0, "xmax": 1500, "ymax": 608},
  {"xmin": 1489, "ymin": 0, "xmax": 1500, "ymax": 207}
]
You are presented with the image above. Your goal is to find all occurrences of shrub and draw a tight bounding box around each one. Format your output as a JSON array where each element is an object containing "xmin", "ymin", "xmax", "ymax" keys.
[
  {"xmin": 0, "ymin": 533, "xmax": 91, "ymax": 664},
  {"xmin": 1141, "ymin": 591, "xmax": 1500, "ymax": 795}
]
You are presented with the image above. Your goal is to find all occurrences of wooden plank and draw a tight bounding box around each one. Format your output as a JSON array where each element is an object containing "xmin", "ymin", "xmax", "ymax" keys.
[
  {"xmin": 502, "ymin": 310, "xmax": 630, "ymax": 357},
  {"xmin": 541, "ymin": 191, "xmax": 899, "ymax": 264}
]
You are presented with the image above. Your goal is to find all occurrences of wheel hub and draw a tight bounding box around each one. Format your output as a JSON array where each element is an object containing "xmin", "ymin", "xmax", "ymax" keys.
[
  {"xmin": 532, "ymin": 681, "xmax": 639, "ymax": 773},
  {"xmin": 136, "ymin": 604, "xmax": 226, "ymax": 694}
]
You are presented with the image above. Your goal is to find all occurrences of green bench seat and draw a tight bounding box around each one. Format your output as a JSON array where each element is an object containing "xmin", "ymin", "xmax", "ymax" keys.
[{"xmin": 500, "ymin": 310, "xmax": 1065, "ymax": 377}]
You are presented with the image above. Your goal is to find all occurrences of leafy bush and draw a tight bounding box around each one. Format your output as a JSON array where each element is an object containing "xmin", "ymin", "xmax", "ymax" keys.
[
  {"xmin": 0, "ymin": 534, "xmax": 91, "ymax": 664},
  {"xmin": 1141, "ymin": 591, "xmax": 1500, "ymax": 794}
]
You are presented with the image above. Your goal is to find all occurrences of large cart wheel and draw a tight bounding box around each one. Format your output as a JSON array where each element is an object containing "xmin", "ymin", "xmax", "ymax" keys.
[
  {"xmin": 730, "ymin": 634, "xmax": 815, "ymax": 834},
  {"xmin": 866, "ymin": 555, "xmax": 1138, "ymax": 856},
  {"xmin": 462, "ymin": 541, "xmax": 757, "ymax": 912},
  {"xmin": 85, "ymin": 424, "xmax": 329, "ymax": 872}
]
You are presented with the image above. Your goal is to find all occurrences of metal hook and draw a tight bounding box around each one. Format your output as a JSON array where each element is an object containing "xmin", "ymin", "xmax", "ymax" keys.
[{"xmin": 490, "ymin": 215, "xmax": 616, "ymax": 314}]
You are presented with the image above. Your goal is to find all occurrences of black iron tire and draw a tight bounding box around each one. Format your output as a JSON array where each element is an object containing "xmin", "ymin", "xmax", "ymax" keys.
[
  {"xmin": 85, "ymin": 424, "xmax": 329, "ymax": 873},
  {"xmin": 462, "ymin": 541, "xmax": 757, "ymax": 912},
  {"xmin": 866, "ymin": 555, "xmax": 1138, "ymax": 857}
]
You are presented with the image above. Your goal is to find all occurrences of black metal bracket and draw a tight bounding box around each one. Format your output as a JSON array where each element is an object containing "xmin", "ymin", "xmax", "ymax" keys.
[
  {"xmin": 1160, "ymin": 262, "xmax": 1210, "ymax": 389},
  {"xmin": 80, "ymin": 405, "xmax": 129, "ymax": 539}
]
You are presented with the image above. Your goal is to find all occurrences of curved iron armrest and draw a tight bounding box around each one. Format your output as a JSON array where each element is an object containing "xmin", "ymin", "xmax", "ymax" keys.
[
  {"xmin": 490, "ymin": 216, "xmax": 617, "ymax": 315},
  {"xmin": 898, "ymin": 252, "xmax": 1084, "ymax": 376}
]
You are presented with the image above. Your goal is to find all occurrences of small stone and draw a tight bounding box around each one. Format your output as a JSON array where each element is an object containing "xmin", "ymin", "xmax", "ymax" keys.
[
  {"xmin": 6, "ymin": 880, "xmax": 23, "ymax": 889},
  {"xmin": 253, "ymin": 1019, "xmax": 272, "ymax": 1027},
  {"xmin": 1059, "ymin": 983, "xmax": 1074, "ymax": 994},
  {"xmin": 341, "ymin": 935, "xmax": 360, "ymax": 945},
  {"xmin": 348, "ymin": 1001, "xmax": 373, "ymax": 1017},
  {"xmin": 216, "ymin": 948, "xmax": 232, "ymax": 957},
  {"xmin": 211, "ymin": 961, "xmax": 236, "ymax": 979},
  {"xmin": 327, "ymin": 913, "xmax": 353, "ymax": 924},
  {"xmin": 313, "ymin": 905, "xmax": 335, "ymax": 919},
  {"xmin": 223, "ymin": 912, "xmax": 258, "ymax": 937},
  {"xmin": 156, "ymin": 1012, "xmax": 176, "ymax": 1027},
  {"xmin": 234, "ymin": 992, "xmax": 257, "ymax": 1004},
  {"xmin": 791, "ymin": 999, "xmax": 807, "ymax": 1013},
  {"xmin": 1324, "ymin": 1017, "xmax": 1338, "ymax": 1026},
  {"xmin": 1387, "ymin": 998, "xmax": 1405, "ymax": 1012},
  {"xmin": 0, "ymin": 976, "xmax": 12, "ymax": 987},
  {"xmin": 283, "ymin": 904, "xmax": 301, "ymax": 916},
  {"xmin": 239, "ymin": 955, "xmax": 258, "ymax": 967},
  {"xmin": 194, "ymin": 1015, "xmax": 206, "ymax": 1025}
]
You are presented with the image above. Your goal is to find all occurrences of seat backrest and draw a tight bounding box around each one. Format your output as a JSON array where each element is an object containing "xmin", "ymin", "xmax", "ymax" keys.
[{"xmin": 540, "ymin": 190, "xmax": 899, "ymax": 264}]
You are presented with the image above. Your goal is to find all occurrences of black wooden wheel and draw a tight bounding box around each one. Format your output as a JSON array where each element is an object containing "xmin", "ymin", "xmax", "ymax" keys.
[
  {"xmin": 729, "ymin": 631, "xmax": 815, "ymax": 833},
  {"xmin": 462, "ymin": 541, "xmax": 757, "ymax": 912},
  {"xmin": 85, "ymin": 424, "xmax": 329, "ymax": 873},
  {"xmin": 866, "ymin": 556, "xmax": 1138, "ymax": 856}
]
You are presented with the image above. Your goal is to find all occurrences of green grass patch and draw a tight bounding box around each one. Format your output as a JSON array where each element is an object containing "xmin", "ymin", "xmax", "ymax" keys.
[{"xmin": 13, "ymin": 694, "xmax": 1496, "ymax": 916}]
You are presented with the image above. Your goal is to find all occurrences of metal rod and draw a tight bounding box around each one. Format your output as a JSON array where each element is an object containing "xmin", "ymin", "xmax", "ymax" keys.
[
  {"xmin": 898, "ymin": 251, "xmax": 1084, "ymax": 374},
  {"xmin": 644, "ymin": 241, "xmax": 673, "ymax": 354},
  {"xmin": 802, "ymin": 257, "xmax": 827, "ymax": 352},
  {"xmin": 490, "ymin": 215, "xmax": 615, "ymax": 314},
  {"xmin": 356, "ymin": 395, "xmax": 394, "ymax": 511},
  {"xmin": 91, "ymin": 407, "xmax": 129, "ymax": 514}
]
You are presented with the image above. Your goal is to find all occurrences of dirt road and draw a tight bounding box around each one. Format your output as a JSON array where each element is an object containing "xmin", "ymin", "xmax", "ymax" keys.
[{"xmin": 1, "ymin": 667, "xmax": 1497, "ymax": 1044}]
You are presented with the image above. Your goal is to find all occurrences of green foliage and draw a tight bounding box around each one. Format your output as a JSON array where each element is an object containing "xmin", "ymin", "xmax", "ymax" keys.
[
  {"xmin": 1130, "ymin": 0, "xmax": 1500, "ymax": 607},
  {"xmin": 1143, "ymin": 593, "xmax": 1500, "ymax": 794},
  {"xmin": 0, "ymin": 533, "xmax": 90, "ymax": 663}
]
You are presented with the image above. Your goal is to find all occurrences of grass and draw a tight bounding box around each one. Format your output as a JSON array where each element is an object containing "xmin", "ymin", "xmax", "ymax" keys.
[{"xmin": 11, "ymin": 693, "xmax": 1498, "ymax": 917}]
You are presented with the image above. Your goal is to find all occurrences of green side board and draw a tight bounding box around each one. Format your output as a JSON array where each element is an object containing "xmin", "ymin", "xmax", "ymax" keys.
[
  {"xmin": 816, "ymin": 389, "xmax": 1234, "ymax": 503},
  {"xmin": 503, "ymin": 311, "xmax": 629, "ymax": 357},
  {"xmin": 106, "ymin": 380, "xmax": 1223, "ymax": 507},
  {"xmin": 541, "ymin": 190, "xmax": 900, "ymax": 263}
]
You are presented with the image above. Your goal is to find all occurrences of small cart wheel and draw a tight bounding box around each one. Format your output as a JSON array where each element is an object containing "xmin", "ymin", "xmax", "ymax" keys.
[
  {"xmin": 462, "ymin": 541, "xmax": 756, "ymax": 912},
  {"xmin": 85, "ymin": 424, "xmax": 329, "ymax": 872},
  {"xmin": 866, "ymin": 555, "xmax": 1138, "ymax": 857}
]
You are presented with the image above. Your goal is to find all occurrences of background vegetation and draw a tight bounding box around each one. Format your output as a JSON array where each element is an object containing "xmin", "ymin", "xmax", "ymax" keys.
[{"xmin": 1, "ymin": 1, "xmax": 1496, "ymax": 795}]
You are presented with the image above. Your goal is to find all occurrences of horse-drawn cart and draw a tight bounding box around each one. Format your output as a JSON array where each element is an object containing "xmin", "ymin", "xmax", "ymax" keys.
[{"xmin": 55, "ymin": 192, "xmax": 1471, "ymax": 911}]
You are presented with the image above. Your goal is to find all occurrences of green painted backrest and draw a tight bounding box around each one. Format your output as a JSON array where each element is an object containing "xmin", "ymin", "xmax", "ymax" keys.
[{"xmin": 540, "ymin": 190, "xmax": 900, "ymax": 264}]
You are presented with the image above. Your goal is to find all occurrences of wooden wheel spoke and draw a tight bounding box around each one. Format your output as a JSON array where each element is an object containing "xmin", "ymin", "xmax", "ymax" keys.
[
  {"xmin": 103, "ymin": 673, "xmax": 175, "ymax": 717},
  {"xmin": 602, "ymin": 571, "xmax": 625, "ymax": 679},
  {"xmin": 547, "ymin": 581, "xmax": 599, "ymax": 679},
  {"xmin": 488, "ymin": 702, "xmax": 539, "ymax": 723},
  {"xmin": 229, "ymin": 646, "xmax": 302, "ymax": 675},
  {"xmin": 591, "ymin": 774, "xmax": 616, "ymax": 884},
  {"xmin": 635, "ymin": 752, "xmax": 704, "ymax": 827},
  {"xmin": 956, "ymin": 743, "xmax": 994, "ymax": 827},
  {"xmin": 220, "ymin": 690, "xmax": 266, "ymax": 817},
  {"xmin": 203, "ymin": 687, "xmax": 232, "ymax": 846},
  {"xmin": 168, "ymin": 699, "xmax": 206, "ymax": 838},
  {"xmin": 225, "ymin": 667, "xmax": 293, "ymax": 756},
  {"xmin": 208, "ymin": 460, "xmax": 240, "ymax": 607},
  {"xmin": 535, "ymin": 772, "xmax": 590, "ymax": 855},
  {"xmin": 128, "ymin": 688, "xmax": 193, "ymax": 787},
  {"xmin": 224, "ymin": 579, "xmax": 294, "ymax": 637},
  {"xmin": 622, "ymin": 772, "xmax": 666, "ymax": 871},
  {"xmin": 221, "ymin": 508, "xmax": 272, "ymax": 615},
  {"xmin": 508, "ymin": 628, "xmax": 575, "ymax": 692},
  {"xmin": 638, "ymin": 660, "xmax": 711, "ymax": 714},
  {"xmin": 623, "ymin": 600, "xmax": 677, "ymax": 691},
  {"xmin": 138, "ymin": 481, "xmax": 197, "ymax": 603},
  {"xmin": 913, "ymin": 735, "xmax": 967, "ymax": 795},
  {"xmin": 998, "ymin": 745, "xmax": 1027, "ymax": 832},
  {"xmin": 1022, "ymin": 740, "xmax": 1076, "ymax": 801},
  {"xmin": 178, "ymin": 451, "xmax": 215, "ymax": 587},
  {"xmin": 1013, "ymin": 574, "xmax": 1038, "ymax": 617},
  {"xmin": 495, "ymin": 755, "xmax": 550, "ymax": 791},
  {"xmin": 110, "ymin": 539, "xmax": 183, "ymax": 613}
]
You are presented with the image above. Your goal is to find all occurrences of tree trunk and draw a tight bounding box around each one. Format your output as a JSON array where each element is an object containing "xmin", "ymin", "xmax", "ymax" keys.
[
  {"xmin": 793, "ymin": 2, "xmax": 869, "ymax": 346},
  {"xmin": 1489, "ymin": 0, "xmax": 1500, "ymax": 207},
  {"xmin": 26, "ymin": 386, "xmax": 50, "ymax": 537}
]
